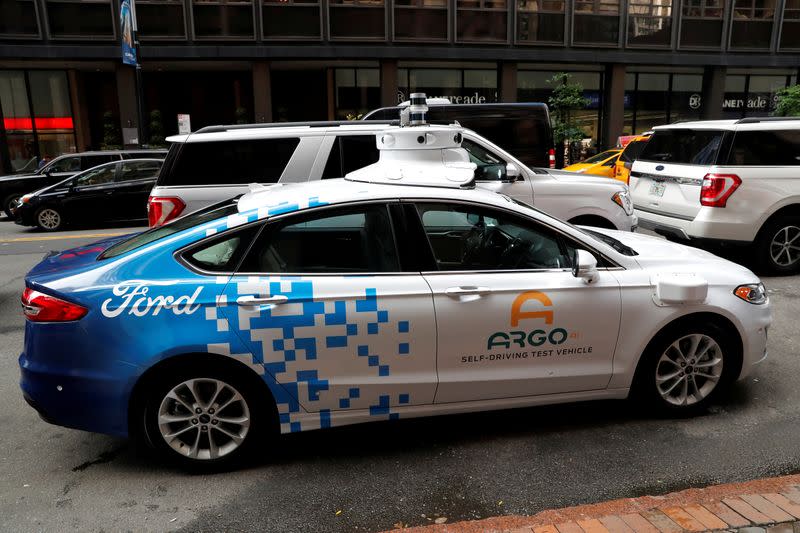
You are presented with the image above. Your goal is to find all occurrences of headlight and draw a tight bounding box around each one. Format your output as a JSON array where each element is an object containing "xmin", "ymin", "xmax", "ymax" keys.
[
  {"xmin": 612, "ymin": 190, "xmax": 634, "ymax": 216},
  {"xmin": 20, "ymin": 194, "xmax": 33, "ymax": 204},
  {"xmin": 734, "ymin": 283, "xmax": 767, "ymax": 305}
]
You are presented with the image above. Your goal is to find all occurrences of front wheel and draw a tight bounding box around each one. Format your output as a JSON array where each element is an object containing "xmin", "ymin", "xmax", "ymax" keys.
[
  {"xmin": 142, "ymin": 367, "xmax": 266, "ymax": 470},
  {"xmin": 3, "ymin": 194, "xmax": 21, "ymax": 218},
  {"xmin": 633, "ymin": 323, "xmax": 738, "ymax": 415},
  {"xmin": 35, "ymin": 206, "xmax": 64, "ymax": 231},
  {"xmin": 754, "ymin": 215, "xmax": 800, "ymax": 274}
]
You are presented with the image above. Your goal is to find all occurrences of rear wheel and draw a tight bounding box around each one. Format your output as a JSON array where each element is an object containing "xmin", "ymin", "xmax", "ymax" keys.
[
  {"xmin": 141, "ymin": 364, "xmax": 267, "ymax": 470},
  {"xmin": 35, "ymin": 206, "xmax": 63, "ymax": 231},
  {"xmin": 754, "ymin": 215, "xmax": 800, "ymax": 274},
  {"xmin": 633, "ymin": 322, "xmax": 738, "ymax": 415}
]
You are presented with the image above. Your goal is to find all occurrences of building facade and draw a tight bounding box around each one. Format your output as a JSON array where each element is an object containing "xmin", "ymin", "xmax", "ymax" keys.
[{"xmin": 1, "ymin": 0, "xmax": 799, "ymax": 172}]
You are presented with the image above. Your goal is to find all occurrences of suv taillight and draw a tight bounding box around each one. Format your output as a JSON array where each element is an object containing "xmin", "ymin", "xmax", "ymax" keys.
[
  {"xmin": 700, "ymin": 173, "xmax": 741, "ymax": 208},
  {"xmin": 21, "ymin": 287, "xmax": 87, "ymax": 322},
  {"xmin": 548, "ymin": 149, "xmax": 556, "ymax": 169},
  {"xmin": 148, "ymin": 196, "xmax": 186, "ymax": 227}
]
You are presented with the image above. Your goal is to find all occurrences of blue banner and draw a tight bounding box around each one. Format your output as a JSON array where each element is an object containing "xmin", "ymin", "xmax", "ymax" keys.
[{"xmin": 120, "ymin": 0, "xmax": 136, "ymax": 66}]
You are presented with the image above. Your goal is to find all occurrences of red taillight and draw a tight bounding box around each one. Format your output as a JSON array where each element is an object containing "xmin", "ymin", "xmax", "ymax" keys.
[
  {"xmin": 21, "ymin": 287, "xmax": 87, "ymax": 322},
  {"xmin": 148, "ymin": 196, "xmax": 186, "ymax": 227},
  {"xmin": 700, "ymin": 173, "xmax": 741, "ymax": 208},
  {"xmin": 548, "ymin": 148, "xmax": 556, "ymax": 169}
]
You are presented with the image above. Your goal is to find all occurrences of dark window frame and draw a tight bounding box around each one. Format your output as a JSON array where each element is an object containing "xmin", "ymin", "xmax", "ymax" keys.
[
  {"xmin": 44, "ymin": 0, "xmax": 116, "ymax": 40},
  {"xmin": 0, "ymin": 0, "xmax": 42, "ymax": 39},
  {"xmin": 727, "ymin": 0, "xmax": 777, "ymax": 50},
  {"xmin": 260, "ymin": 0, "xmax": 323, "ymax": 41},
  {"xmin": 779, "ymin": 0, "xmax": 800, "ymax": 50},
  {"xmin": 677, "ymin": 0, "xmax": 726, "ymax": 49},
  {"xmin": 392, "ymin": 0, "xmax": 450, "ymax": 42},
  {"xmin": 190, "ymin": 0, "xmax": 257, "ymax": 41},
  {"xmin": 625, "ymin": 0, "xmax": 675, "ymax": 48},
  {"xmin": 455, "ymin": 0, "xmax": 510, "ymax": 44},
  {"xmin": 571, "ymin": 0, "xmax": 623, "ymax": 47},
  {"xmin": 135, "ymin": 0, "xmax": 189, "ymax": 40},
  {"xmin": 327, "ymin": 0, "xmax": 388, "ymax": 41},
  {"xmin": 515, "ymin": 0, "xmax": 568, "ymax": 46}
]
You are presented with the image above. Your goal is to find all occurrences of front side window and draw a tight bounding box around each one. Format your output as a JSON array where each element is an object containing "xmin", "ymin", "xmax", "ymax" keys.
[
  {"xmin": 74, "ymin": 164, "xmax": 116, "ymax": 186},
  {"xmin": 239, "ymin": 204, "xmax": 399, "ymax": 273},
  {"xmin": 118, "ymin": 160, "xmax": 162, "ymax": 181},
  {"xmin": 639, "ymin": 129, "xmax": 724, "ymax": 165},
  {"xmin": 416, "ymin": 202, "xmax": 574, "ymax": 271},
  {"xmin": 48, "ymin": 156, "xmax": 81, "ymax": 173},
  {"xmin": 461, "ymin": 139, "xmax": 508, "ymax": 181}
]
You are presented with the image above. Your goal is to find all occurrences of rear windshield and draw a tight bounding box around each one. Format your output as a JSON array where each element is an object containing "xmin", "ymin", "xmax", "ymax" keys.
[
  {"xmin": 99, "ymin": 198, "xmax": 241, "ymax": 259},
  {"xmin": 619, "ymin": 140, "xmax": 649, "ymax": 163},
  {"xmin": 158, "ymin": 138, "xmax": 300, "ymax": 187},
  {"xmin": 639, "ymin": 129, "xmax": 724, "ymax": 165}
]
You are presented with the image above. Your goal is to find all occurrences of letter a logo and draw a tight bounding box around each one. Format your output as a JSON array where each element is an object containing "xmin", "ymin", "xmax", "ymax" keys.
[{"xmin": 510, "ymin": 291, "xmax": 553, "ymax": 327}]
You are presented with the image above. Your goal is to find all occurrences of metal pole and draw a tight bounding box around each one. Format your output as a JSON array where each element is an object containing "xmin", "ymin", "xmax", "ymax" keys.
[{"xmin": 131, "ymin": 0, "xmax": 147, "ymax": 147}]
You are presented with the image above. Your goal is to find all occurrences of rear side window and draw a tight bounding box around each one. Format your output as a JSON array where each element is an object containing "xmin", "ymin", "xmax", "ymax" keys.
[
  {"xmin": 82, "ymin": 154, "xmax": 117, "ymax": 169},
  {"xmin": 322, "ymin": 135, "xmax": 380, "ymax": 178},
  {"xmin": 161, "ymin": 138, "xmax": 300, "ymax": 186},
  {"xmin": 727, "ymin": 130, "xmax": 800, "ymax": 166},
  {"xmin": 122, "ymin": 151, "xmax": 166, "ymax": 159},
  {"xmin": 183, "ymin": 224, "xmax": 261, "ymax": 273},
  {"xmin": 639, "ymin": 130, "xmax": 724, "ymax": 165}
]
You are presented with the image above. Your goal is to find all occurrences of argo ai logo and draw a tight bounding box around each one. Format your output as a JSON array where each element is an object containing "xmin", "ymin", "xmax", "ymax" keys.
[{"xmin": 487, "ymin": 291, "xmax": 571, "ymax": 349}]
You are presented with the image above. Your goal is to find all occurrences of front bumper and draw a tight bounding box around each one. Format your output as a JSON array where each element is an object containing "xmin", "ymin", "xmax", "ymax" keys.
[{"xmin": 737, "ymin": 301, "xmax": 772, "ymax": 380}]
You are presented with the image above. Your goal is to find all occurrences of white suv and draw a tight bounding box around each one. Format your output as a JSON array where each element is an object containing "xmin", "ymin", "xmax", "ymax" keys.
[
  {"xmin": 149, "ymin": 122, "xmax": 636, "ymax": 232},
  {"xmin": 630, "ymin": 118, "xmax": 800, "ymax": 274}
]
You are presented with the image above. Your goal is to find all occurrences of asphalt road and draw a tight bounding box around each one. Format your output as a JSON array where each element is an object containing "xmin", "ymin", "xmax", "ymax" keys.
[{"xmin": 1, "ymin": 219, "xmax": 799, "ymax": 532}]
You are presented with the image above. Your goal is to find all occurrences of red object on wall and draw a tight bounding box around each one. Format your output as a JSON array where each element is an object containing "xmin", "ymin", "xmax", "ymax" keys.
[{"xmin": 3, "ymin": 117, "xmax": 74, "ymax": 130}]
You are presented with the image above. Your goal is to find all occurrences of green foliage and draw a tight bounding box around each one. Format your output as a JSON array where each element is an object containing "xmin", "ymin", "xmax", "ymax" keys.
[
  {"xmin": 235, "ymin": 107, "xmax": 249, "ymax": 124},
  {"xmin": 547, "ymin": 73, "xmax": 590, "ymax": 145},
  {"xmin": 773, "ymin": 85, "xmax": 800, "ymax": 117},
  {"xmin": 148, "ymin": 109, "xmax": 165, "ymax": 147},
  {"xmin": 101, "ymin": 111, "xmax": 121, "ymax": 150}
]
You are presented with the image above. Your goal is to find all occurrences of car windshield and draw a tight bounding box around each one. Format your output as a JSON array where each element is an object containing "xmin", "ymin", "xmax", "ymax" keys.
[
  {"xmin": 639, "ymin": 129, "xmax": 724, "ymax": 165},
  {"xmin": 578, "ymin": 228, "xmax": 638, "ymax": 256},
  {"xmin": 583, "ymin": 150, "xmax": 618, "ymax": 164},
  {"xmin": 99, "ymin": 197, "xmax": 242, "ymax": 260}
]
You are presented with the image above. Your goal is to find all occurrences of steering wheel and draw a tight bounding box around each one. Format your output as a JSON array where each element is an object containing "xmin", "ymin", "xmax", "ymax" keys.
[{"xmin": 461, "ymin": 223, "xmax": 488, "ymax": 266}]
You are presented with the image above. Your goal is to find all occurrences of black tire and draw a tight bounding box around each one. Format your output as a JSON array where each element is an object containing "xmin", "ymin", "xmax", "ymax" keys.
[
  {"xmin": 3, "ymin": 194, "xmax": 21, "ymax": 219},
  {"xmin": 632, "ymin": 321, "xmax": 740, "ymax": 416},
  {"xmin": 34, "ymin": 206, "xmax": 64, "ymax": 232},
  {"xmin": 139, "ymin": 362, "xmax": 269, "ymax": 471},
  {"xmin": 754, "ymin": 215, "xmax": 800, "ymax": 275},
  {"xmin": 568, "ymin": 215, "xmax": 616, "ymax": 230}
]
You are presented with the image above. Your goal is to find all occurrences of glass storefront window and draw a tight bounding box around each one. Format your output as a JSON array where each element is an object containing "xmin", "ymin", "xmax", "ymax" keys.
[
  {"xmin": 670, "ymin": 74, "xmax": 703, "ymax": 122},
  {"xmin": 627, "ymin": 0, "xmax": 673, "ymax": 47},
  {"xmin": 136, "ymin": 0, "xmax": 186, "ymax": 38},
  {"xmin": 623, "ymin": 73, "xmax": 635, "ymax": 135},
  {"xmin": 680, "ymin": 0, "xmax": 723, "ymax": 48},
  {"xmin": 329, "ymin": 0, "xmax": 385, "ymax": 40},
  {"xmin": 398, "ymin": 68, "xmax": 498, "ymax": 104},
  {"xmin": 263, "ymin": 0, "xmax": 321, "ymax": 39},
  {"xmin": 624, "ymin": 71, "xmax": 702, "ymax": 135},
  {"xmin": 0, "ymin": 0, "xmax": 39, "ymax": 37},
  {"xmin": 45, "ymin": 0, "xmax": 114, "ymax": 38},
  {"xmin": 631, "ymin": 73, "xmax": 668, "ymax": 131},
  {"xmin": 723, "ymin": 73, "xmax": 790, "ymax": 118},
  {"xmin": 517, "ymin": 0, "xmax": 565, "ymax": 44},
  {"xmin": 780, "ymin": 0, "xmax": 800, "ymax": 49},
  {"xmin": 573, "ymin": 0, "xmax": 620, "ymax": 45},
  {"xmin": 730, "ymin": 0, "xmax": 776, "ymax": 49},
  {"xmin": 457, "ymin": 0, "xmax": 508, "ymax": 42},
  {"xmin": 192, "ymin": 0, "xmax": 254, "ymax": 38},
  {"xmin": 0, "ymin": 70, "xmax": 76, "ymax": 172},
  {"xmin": 394, "ymin": 0, "xmax": 448, "ymax": 41},
  {"xmin": 517, "ymin": 70, "xmax": 602, "ymax": 146},
  {"xmin": 335, "ymin": 68, "xmax": 381, "ymax": 119}
]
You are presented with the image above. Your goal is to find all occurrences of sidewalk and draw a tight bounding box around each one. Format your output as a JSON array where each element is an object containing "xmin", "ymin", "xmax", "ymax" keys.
[{"xmin": 389, "ymin": 474, "xmax": 800, "ymax": 533}]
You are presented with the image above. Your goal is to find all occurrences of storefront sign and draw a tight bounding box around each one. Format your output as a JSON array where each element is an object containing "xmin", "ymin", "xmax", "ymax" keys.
[
  {"xmin": 397, "ymin": 91, "xmax": 497, "ymax": 105},
  {"xmin": 723, "ymin": 95, "xmax": 770, "ymax": 110},
  {"xmin": 119, "ymin": 0, "xmax": 137, "ymax": 66},
  {"xmin": 177, "ymin": 114, "xmax": 191, "ymax": 134}
]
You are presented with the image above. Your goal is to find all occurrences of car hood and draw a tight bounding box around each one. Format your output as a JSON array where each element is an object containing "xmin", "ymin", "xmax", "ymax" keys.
[{"xmin": 541, "ymin": 168, "xmax": 621, "ymax": 187}]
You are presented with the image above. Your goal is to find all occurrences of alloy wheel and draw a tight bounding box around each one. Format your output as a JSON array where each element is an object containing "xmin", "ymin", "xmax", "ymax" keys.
[
  {"xmin": 769, "ymin": 225, "xmax": 800, "ymax": 267},
  {"xmin": 655, "ymin": 333, "xmax": 723, "ymax": 407},
  {"xmin": 157, "ymin": 378, "xmax": 251, "ymax": 461},
  {"xmin": 37, "ymin": 208, "xmax": 61, "ymax": 230}
]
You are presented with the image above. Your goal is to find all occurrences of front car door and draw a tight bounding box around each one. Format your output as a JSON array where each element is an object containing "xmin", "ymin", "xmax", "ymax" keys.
[
  {"xmin": 411, "ymin": 201, "xmax": 622, "ymax": 403},
  {"xmin": 61, "ymin": 162, "xmax": 119, "ymax": 224},
  {"xmin": 43, "ymin": 155, "xmax": 82, "ymax": 184},
  {"xmin": 216, "ymin": 202, "xmax": 437, "ymax": 433}
]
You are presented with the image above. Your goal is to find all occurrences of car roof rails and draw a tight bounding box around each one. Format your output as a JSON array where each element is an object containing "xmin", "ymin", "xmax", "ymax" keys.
[
  {"xmin": 195, "ymin": 120, "xmax": 399, "ymax": 134},
  {"xmin": 735, "ymin": 116, "xmax": 800, "ymax": 124},
  {"xmin": 345, "ymin": 93, "xmax": 476, "ymax": 189}
]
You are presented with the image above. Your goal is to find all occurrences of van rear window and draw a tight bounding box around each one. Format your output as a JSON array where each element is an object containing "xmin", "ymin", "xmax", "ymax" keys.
[
  {"xmin": 159, "ymin": 138, "xmax": 300, "ymax": 186},
  {"xmin": 639, "ymin": 129, "xmax": 724, "ymax": 165}
]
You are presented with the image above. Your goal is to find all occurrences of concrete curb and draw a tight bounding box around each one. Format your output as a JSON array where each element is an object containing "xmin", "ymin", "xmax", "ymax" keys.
[{"xmin": 387, "ymin": 474, "xmax": 800, "ymax": 533}]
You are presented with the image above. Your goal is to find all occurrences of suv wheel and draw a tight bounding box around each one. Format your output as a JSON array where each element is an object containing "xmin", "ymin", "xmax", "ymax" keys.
[{"xmin": 755, "ymin": 215, "xmax": 800, "ymax": 274}]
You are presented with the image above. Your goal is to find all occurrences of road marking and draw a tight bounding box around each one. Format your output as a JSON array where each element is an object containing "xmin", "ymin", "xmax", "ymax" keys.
[{"xmin": 0, "ymin": 232, "xmax": 131, "ymax": 243}]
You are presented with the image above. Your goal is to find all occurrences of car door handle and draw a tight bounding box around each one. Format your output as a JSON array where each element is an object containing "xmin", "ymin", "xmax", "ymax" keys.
[
  {"xmin": 444, "ymin": 286, "xmax": 492, "ymax": 297},
  {"xmin": 236, "ymin": 295, "xmax": 289, "ymax": 306}
]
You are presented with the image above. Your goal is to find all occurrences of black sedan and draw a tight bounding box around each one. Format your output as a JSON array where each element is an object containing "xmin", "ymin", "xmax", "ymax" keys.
[{"xmin": 14, "ymin": 159, "xmax": 163, "ymax": 231}]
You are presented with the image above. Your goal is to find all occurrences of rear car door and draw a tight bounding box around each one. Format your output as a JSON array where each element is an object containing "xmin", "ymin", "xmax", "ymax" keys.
[
  {"xmin": 108, "ymin": 160, "xmax": 162, "ymax": 221},
  {"xmin": 411, "ymin": 201, "xmax": 621, "ymax": 403},
  {"xmin": 629, "ymin": 129, "xmax": 725, "ymax": 220},
  {"xmin": 216, "ymin": 202, "xmax": 437, "ymax": 432}
]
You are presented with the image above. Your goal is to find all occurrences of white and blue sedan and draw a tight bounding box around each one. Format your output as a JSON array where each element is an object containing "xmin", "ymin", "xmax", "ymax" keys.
[{"xmin": 19, "ymin": 123, "xmax": 770, "ymax": 468}]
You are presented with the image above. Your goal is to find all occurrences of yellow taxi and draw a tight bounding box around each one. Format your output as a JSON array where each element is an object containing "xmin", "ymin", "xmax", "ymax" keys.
[
  {"xmin": 614, "ymin": 132, "xmax": 652, "ymax": 184},
  {"xmin": 563, "ymin": 149, "xmax": 622, "ymax": 179}
]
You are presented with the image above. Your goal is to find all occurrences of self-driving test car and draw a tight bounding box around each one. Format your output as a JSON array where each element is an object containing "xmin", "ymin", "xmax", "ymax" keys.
[{"xmin": 19, "ymin": 102, "xmax": 771, "ymax": 468}]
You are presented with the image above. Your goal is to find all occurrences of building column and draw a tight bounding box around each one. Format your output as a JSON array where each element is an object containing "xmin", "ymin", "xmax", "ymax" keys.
[
  {"xmin": 115, "ymin": 64, "xmax": 139, "ymax": 148},
  {"xmin": 68, "ymin": 70, "xmax": 91, "ymax": 151},
  {"xmin": 701, "ymin": 66, "xmax": 726, "ymax": 120},
  {"xmin": 326, "ymin": 68, "xmax": 335, "ymax": 120},
  {"xmin": 500, "ymin": 62, "xmax": 517, "ymax": 102},
  {"xmin": 253, "ymin": 61, "xmax": 272, "ymax": 123},
  {"xmin": 602, "ymin": 63, "xmax": 626, "ymax": 149},
  {"xmin": 380, "ymin": 60, "xmax": 398, "ymax": 107},
  {"xmin": 0, "ymin": 98, "xmax": 10, "ymax": 174}
]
